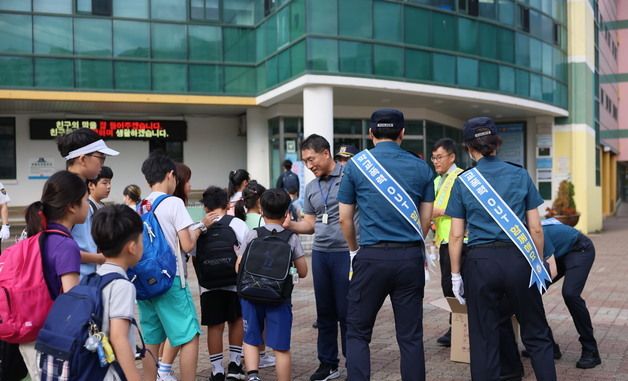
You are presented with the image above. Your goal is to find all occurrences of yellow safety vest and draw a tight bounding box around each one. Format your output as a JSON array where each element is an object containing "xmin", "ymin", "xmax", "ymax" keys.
[{"xmin": 433, "ymin": 167, "xmax": 464, "ymax": 247}]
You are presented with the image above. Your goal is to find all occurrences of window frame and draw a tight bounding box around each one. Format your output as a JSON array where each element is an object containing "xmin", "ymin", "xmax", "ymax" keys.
[{"xmin": 0, "ymin": 117, "xmax": 16, "ymax": 180}]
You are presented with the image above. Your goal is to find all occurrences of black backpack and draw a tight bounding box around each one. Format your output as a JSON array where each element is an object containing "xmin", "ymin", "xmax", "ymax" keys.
[
  {"xmin": 237, "ymin": 228, "xmax": 294, "ymax": 305},
  {"xmin": 281, "ymin": 171, "xmax": 299, "ymax": 192},
  {"xmin": 193, "ymin": 215, "xmax": 239, "ymax": 289}
]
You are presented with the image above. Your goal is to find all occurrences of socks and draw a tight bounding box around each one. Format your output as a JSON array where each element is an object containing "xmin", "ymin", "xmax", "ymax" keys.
[
  {"xmin": 229, "ymin": 345, "xmax": 243, "ymax": 365},
  {"xmin": 210, "ymin": 353, "xmax": 224, "ymax": 375},
  {"xmin": 157, "ymin": 361, "xmax": 172, "ymax": 376}
]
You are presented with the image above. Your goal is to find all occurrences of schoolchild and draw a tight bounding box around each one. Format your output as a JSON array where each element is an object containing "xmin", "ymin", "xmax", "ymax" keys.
[
  {"xmin": 91, "ymin": 204, "xmax": 145, "ymax": 381},
  {"xmin": 0, "ymin": 181, "xmax": 10, "ymax": 251},
  {"xmin": 446, "ymin": 116, "xmax": 556, "ymax": 381},
  {"xmin": 57, "ymin": 128, "xmax": 119, "ymax": 277},
  {"xmin": 236, "ymin": 189, "xmax": 308, "ymax": 381},
  {"xmin": 122, "ymin": 184, "xmax": 142, "ymax": 212},
  {"xmin": 19, "ymin": 171, "xmax": 87, "ymax": 380},
  {"xmin": 228, "ymin": 169, "xmax": 250, "ymax": 221},
  {"xmin": 195, "ymin": 186, "xmax": 249, "ymax": 381},
  {"xmin": 138, "ymin": 153, "xmax": 211, "ymax": 381},
  {"xmin": 87, "ymin": 166, "xmax": 114, "ymax": 212},
  {"xmin": 244, "ymin": 181, "xmax": 266, "ymax": 230}
]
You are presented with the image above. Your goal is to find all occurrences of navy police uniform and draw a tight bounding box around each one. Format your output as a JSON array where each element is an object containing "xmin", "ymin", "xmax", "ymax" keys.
[
  {"xmin": 337, "ymin": 109, "xmax": 434, "ymax": 381},
  {"xmin": 446, "ymin": 117, "xmax": 556, "ymax": 381}
]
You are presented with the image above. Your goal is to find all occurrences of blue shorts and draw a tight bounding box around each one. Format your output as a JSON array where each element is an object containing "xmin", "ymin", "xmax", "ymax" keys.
[
  {"xmin": 240, "ymin": 299, "xmax": 292, "ymax": 351},
  {"xmin": 138, "ymin": 277, "xmax": 201, "ymax": 346}
]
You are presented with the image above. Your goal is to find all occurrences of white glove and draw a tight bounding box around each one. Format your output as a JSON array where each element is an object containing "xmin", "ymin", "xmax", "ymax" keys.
[
  {"xmin": 349, "ymin": 247, "xmax": 359, "ymax": 280},
  {"xmin": 451, "ymin": 272, "xmax": 466, "ymax": 305},
  {"xmin": 0, "ymin": 225, "xmax": 9, "ymax": 240}
]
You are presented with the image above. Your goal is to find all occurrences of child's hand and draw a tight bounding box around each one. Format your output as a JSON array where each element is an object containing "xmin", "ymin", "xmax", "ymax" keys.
[
  {"xmin": 282, "ymin": 213, "xmax": 291, "ymax": 229},
  {"xmin": 202, "ymin": 211, "xmax": 222, "ymax": 227}
]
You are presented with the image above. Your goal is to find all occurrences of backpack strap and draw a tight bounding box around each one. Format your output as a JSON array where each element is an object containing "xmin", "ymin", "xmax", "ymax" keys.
[
  {"xmin": 216, "ymin": 214, "xmax": 235, "ymax": 227},
  {"xmin": 254, "ymin": 227, "xmax": 294, "ymax": 242},
  {"xmin": 42, "ymin": 229, "xmax": 71, "ymax": 238},
  {"xmin": 88, "ymin": 199, "xmax": 98, "ymax": 215}
]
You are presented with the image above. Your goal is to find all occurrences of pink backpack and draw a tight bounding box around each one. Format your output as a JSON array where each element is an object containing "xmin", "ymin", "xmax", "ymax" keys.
[{"xmin": 0, "ymin": 229, "xmax": 68, "ymax": 343}]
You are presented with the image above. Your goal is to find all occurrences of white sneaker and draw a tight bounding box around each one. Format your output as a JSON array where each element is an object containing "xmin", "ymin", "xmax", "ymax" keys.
[
  {"xmin": 157, "ymin": 372, "xmax": 178, "ymax": 381},
  {"xmin": 258, "ymin": 353, "xmax": 276, "ymax": 369}
]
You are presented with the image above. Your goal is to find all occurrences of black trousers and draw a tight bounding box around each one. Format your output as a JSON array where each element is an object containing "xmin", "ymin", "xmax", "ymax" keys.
[
  {"xmin": 346, "ymin": 245, "xmax": 425, "ymax": 381},
  {"xmin": 464, "ymin": 244, "xmax": 556, "ymax": 381}
]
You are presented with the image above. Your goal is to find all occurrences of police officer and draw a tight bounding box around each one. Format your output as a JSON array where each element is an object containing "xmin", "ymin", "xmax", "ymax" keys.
[
  {"xmin": 0, "ymin": 182, "xmax": 10, "ymax": 252},
  {"xmin": 338, "ymin": 109, "xmax": 434, "ymax": 381},
  {"xmin": 430, "ymin": 138, "xmax": 464, "ymax": 346},
  {"xmin": 334, "ymin": 144, "xmax": 358, "ymax": 165},
  {"xmin": 446, "ymin": 117, "xmax": 556, "ymax": 381}
]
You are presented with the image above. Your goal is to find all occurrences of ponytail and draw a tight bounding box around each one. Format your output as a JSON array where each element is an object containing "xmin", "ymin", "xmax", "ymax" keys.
[{"xmin": 24, "ymin": 201, "xmax": 45, "ymax": 237}]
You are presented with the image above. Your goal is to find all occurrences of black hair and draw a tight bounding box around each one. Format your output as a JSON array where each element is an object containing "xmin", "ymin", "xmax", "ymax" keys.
[
  {"xmin": 286, "ymin": 186, "xmax": 298, "ymax": 195},
  {"xmin": 87, "ymin": 166, "xmax": 114, "ymax": 186},
  {"xmin": 243, "ymin": 180, "xmax": 267, "ymax": 210},
  {"xmin": 227, "ymin": 169, "xmax": 250, "ymax": 199},
  {"xmin": 141, "ymin": 153, "xmax": 176, "ymax": 187},
  {"xmin": 463, "ymin": 134, "xmax": 503, "ymax": 157},
  {"xmin": 283, "ymin": 160, "xmax": 293, "ymax": 170},
  {"xmin": 57, "ymin": 128, "xmax": 101, "ymax": 165},
  {"xmin": 123, "ymin": 184, "xmax": 142, "ymax": 204},
  {"xmin": 25, "ymin": 171, "xmax": 87, "ymax": 236},
  {"xmin": 370, "ymin": 126, "xmax": 403, "ymax": 140},
  {"xmin": 92, "ymin": 204, "xmax": 143, "ymax": 258},
  {"xmin": 432, "ymin": 138, "xmax": 457, "ymax": 155},
  {"xmin": 260, "ymin": 188, "xmax": 291, "ymax": 220},
  {"xmin": 174, "ymin": 162, "xmax": 192, "ymax": 205},
  {"xmin": 201, "ymin": 186, "xmax": 229, "ymax": 211},
  {"xmin": 300, "ymin": 134, "xmax": 331, "ymax": 153}
]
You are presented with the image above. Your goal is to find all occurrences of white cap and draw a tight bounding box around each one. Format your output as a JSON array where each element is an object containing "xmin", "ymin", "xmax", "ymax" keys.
[{"xmin": 64, "ymin": 139, "xmax": 120, "ymax": 161}]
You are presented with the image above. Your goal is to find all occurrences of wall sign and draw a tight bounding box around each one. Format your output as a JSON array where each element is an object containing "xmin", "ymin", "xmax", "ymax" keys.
[
  {"xmin": 30, "ymin": 119, "xmax": 187, "ymax": 141},
  {"xmin": 496, "ymin": 123, "xmax": 526, "ymax": 167},
  {"xmin": 28, "ymin": 157, "xmax": 57, "ymax": 180}
]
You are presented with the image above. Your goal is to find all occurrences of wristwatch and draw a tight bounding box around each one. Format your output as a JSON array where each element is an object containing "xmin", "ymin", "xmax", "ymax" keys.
[{"xmin": 196, "ymin": 222, "xmax": 207, "ymax": 233}]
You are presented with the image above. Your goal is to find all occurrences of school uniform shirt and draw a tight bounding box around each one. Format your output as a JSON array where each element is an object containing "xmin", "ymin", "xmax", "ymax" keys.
[
  {"xmin": 245, "ymin": 212, "xmax": 265, "ymax": 230},
  {"xmin": 97, "ymin": 263, "xmax": 136, "ymax": 381},
  {"xmin": 42, "ymin": 223, "xmax": 81, "ymax": 299},
  {"xmin": 446, "ymin": 156, "xmax": 544, "ymax": 246},
  {"xmin": 337, "ymin": 142, "xmax": 435, "ymax": 246},
  {"xmin": 543, "ymin": 224, "xmax": 581, "ymax": 259},
  {"xmin": 0, "ymin": 182, "xmax": 10, "ymax": 204},
  {"xmin": 72, "ymin": 205, "xmax": 98, "ymax": 277}
]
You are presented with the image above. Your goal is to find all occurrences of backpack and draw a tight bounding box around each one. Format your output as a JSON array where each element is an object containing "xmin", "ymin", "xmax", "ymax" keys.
[
  {"xmin": 281, "ymin": 171, "xmax": 299, "ymax": 192},
  {"xmin": 193, "ymin": 215, "xmax": 238, "ymax": 289},
  {"xmin": 127, "ymin": 194, "xmax": 177, "ymax": 300},
  {"xmin": 36, "ymin": 272, "xmax": 145, "ymax": 381},
  {"xmin": 0, "ymin": 229, "xmax": 69, "ymax": 344},
  {"xmin": 237, "ymin": 228, "xmax": 295, "ymax": 304}
]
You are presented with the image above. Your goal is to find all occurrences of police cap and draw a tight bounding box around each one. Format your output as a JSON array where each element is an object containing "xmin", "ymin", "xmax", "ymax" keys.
[
  {"xmin": 463, "ymin": 116, "xmax": 497, "ymax": 141},
  {"xmin": 335, "ymin": 144, "xmax": 359, "ymax": 159},
  {"xmin": 370, "ymin": 109, "xmax": 405, "ymax": 130}
]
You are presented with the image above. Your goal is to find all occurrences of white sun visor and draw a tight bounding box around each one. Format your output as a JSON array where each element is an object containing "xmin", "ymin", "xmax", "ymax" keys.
[{"xmin": 64, "ymin": 139, "xmax": 120, "ymax": 161}]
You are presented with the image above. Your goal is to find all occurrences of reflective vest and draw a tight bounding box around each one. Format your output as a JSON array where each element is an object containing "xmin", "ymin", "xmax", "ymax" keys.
[{"xmin": 433, "ymin": 166, "xmax": 464, "ymax": 247}]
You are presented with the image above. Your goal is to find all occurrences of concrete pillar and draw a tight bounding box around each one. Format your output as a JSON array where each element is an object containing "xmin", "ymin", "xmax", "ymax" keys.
[
  {"xmin": 303, "ymin": 86, "xmax": 334, "ymax": 183},
  {"xmin": 246, "ymin": 108, "xmax": 270, "ymax": 187}
]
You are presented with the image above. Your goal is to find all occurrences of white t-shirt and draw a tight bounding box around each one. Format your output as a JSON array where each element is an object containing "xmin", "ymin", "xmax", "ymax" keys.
[
  {"xmin": 0, "ymin": 182, "xmax": 10, "ymax": 205},
  {"xmin": 97, "ymin": 263, "xmax": 136, "ymax": 381},
  {"xmin": 144, "ymin": 192, "xmax": 194, "ymax": 276}
]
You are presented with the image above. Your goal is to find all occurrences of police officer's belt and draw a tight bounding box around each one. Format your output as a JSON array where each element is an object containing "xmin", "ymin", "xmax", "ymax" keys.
[{"xmin": 369, "ymin": 241, "xmax": 422, "ymax": 248}]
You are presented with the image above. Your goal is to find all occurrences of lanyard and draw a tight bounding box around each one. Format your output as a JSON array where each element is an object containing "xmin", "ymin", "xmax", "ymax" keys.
[{"xmin": 317, "ymin": 176, "xmax": 335, "ymax": 213}]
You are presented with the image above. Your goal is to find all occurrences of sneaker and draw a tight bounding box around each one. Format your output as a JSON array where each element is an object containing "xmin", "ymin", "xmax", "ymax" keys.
[
  {"xmin": 576, "ymin": 350, "xmax": 601, "ymax": 369},
  {"xmin": 209, "ymin": 373, "xmax": 225, "ymax": 381},
  {"xmin": 226, "ymin": 362, "xmax": 246, "ymax": 381},
  {"xmin": 259, "ymin": 353, "xmax": 276, "ymax": 369},
  {"xmin": 436, "ymin": 328, "xmax": 451, "ymax": 347},
  {"xmin": 157, "ymin": 372, "xmax": 178, "ymax": 381},
  {"xmin": 247, "ymin": 374, "xmax": 262, "ymax": 381},
  {"xmin": 310, "ymin": 363, "xmax": 340, "ymax": 381}
]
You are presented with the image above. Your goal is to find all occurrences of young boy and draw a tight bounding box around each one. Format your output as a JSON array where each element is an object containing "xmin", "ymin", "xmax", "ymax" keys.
[
  {"xmin": 196, "ymin": 186, "xmax": 250, "ymax": 381},
  {"xmin": 236, "ymin": 189, "xmax": 308, "ymax": 381},
  {"xmin": 91, "ymin": 204, "xmax": 144, "ymax": 381},
  {"xmin": 87, "ymin": 166, "xmax": 114, "ymax": 212},
  {"xmin": 57, "ymin": 128, "xmax": 119, "ymax": 277},
  {"xmin": 139, "ymin": 153, "xmax": 211, "ymax": 381}
]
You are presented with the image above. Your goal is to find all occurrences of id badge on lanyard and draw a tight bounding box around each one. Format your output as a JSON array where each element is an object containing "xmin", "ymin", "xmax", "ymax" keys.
[{"xmin": 318, "ymin": 178, "xmax": 334, "ymax": 225}]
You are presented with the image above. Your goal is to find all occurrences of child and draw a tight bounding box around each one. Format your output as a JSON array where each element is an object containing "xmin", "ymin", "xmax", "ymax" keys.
[
  {"xmin": 91, "ymin": 204, "xmax": 144, "ymax": 381},
  {"xmin": 196, "ymin": 186, "xmax": 250, "ymax": 381},
  {"xmin": 87, "ymin": 166, "xmax": 114, "ymax": 212},
  {"xmin": 19, "ymin": 171, "xmax": 87, "ymax": 380},
  {"xmin": 57, "ymin": 128, "xmax": 119, "ymax": 277},
  {"xmin": 139, "ymin": 153, "xmax": 210, "ymax": 381},
  {"xmin": 243, "ymin": 181, "xmax": 266, "ymax": 230},
  {"xmin": 286, "ymin": 186, "xmax": 302, "ymax": 222},
  {"xmin": 236, "ymin": 189, "xmax": 308, "ymax": 381},
  {"xmin": 227, "ymin": 169, "xmax": 250, "ymax": 221},
  {"xmin": 122, "ymin": 184, "xmax": 142, "ymax": 212}
]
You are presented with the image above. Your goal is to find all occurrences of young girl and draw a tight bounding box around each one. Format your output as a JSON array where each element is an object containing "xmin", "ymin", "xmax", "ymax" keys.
[
  {"xmin": 19, "ymin": 170, "xmax": 88, "ymax": 380},
  {"xmin": 122, "ymin": 184, "xmax": 142, "ymax": 212},
  {"xmin": 243, "ymin": 181, "xmax": 266, "ymax": 230},
  {"xmin": 227, "ymin": 169, "xmax": 250, "ymax": 222}
]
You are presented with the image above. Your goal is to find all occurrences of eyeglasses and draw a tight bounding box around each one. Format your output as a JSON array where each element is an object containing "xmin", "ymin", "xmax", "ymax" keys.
[
  {"xmin": 87, "ymin": 153, "xmax": 106, "ymax": 164},
  {"xmin": 430, "ymin": 153, "xmax": 452, "ymax": 162}
]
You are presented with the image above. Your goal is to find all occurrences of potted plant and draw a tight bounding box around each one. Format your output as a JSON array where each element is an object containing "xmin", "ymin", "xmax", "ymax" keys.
[{"xmin": 545, "ymin": 180, "xmax": 580, "ymax": 226}]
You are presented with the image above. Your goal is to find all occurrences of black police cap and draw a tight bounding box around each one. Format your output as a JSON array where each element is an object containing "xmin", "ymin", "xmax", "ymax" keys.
[
  {"xmin": 370, "ymin": 109, "xmax": 405, "ymax": 130},
  {"xmin": 463, "ymin": 116, "xmax": 497, "ymax": 141}
]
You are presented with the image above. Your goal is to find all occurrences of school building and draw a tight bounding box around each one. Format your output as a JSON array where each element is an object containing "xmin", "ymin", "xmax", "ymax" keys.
[{"xmin": 0, "ymin": 0, "xmax": 625, "ymax": 233}]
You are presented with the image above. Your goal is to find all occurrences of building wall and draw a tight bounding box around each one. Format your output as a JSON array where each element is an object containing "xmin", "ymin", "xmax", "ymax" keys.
[{"xmin": 613, "ymin": 1, "xmax": 628, "ymax": 163}]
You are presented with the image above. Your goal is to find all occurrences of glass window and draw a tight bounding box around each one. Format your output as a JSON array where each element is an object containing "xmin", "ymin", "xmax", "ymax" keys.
[
  {"xmin": 479, "ymin": 23, "xmax": 497, "ymax": 59},
  {"xmin": 458, "ymin": 18, "xmax": 478, "ymax": 55},
  {"xmin": 405, "ymin": 49, "xmax": 431, "ymax": 81},
  {"xmin": 479, "ymin": 61, "xmax": 498, "ymax": 90},
  {"xmin": 530, "ymin": 72, "xmax": 542, "ymax": 99},
  {"xmin": 542, "ymin": 42, "xmax": 552, "ymax": 76},
  {"xmin": 113, "ymin": 0, "xmax": 148, "ymax": 18},
  {"xmin": 0, "ymin": 0, "xmax": 30, "ymax": 11},
  {"xmin": 153, "ymin": 63, "xmax": 187, "ymax": 92},
  {"xmin": 114, "ymin": 21, "xmax": 149, "ymax": 58},
  {"xmin": 151, "ymin": 0, "xmax": 186, "ymax": 21},
  {"xmin": 432, "ymin": 12, "xmax": 456, "ymax": 51},
  {"xmin": 0, "ymin": 57, "xmax": 33, "ymax": 87},
  {"xmin": 0, "ymin": 14, "xmax": 32, "ymax": 54},
  {"xmin": 308, "ymin": 0, "xmax": 337, "ymax": 35},
  {"xmin": 77, "ymin": 0, "xmax": 92, "ymax": 13},
  {"xmin": 189, "ymin": 25, "xmax": 221, "ymax": 61},
  {"xmin": 265, "ymin": 56, "xmax": 278, "ymax": 86},
  {"xmin": 34, "ymin": 16, "xmax": 73, "ymax": 55},
  {"xmin": 76, "ymin": 59, "xmax": 112, "ymax": 89},
  {"xmin": 515, "ymin": 33, "xmax": 529, "ymax": 66},
  {"xmin": 74, "ymin": 19, "xmax": 111, "ymax": 57},
  {"xmin": 77, "ymin": 0, "xmax": 112, "ymax": 16},
  {"xmin": 374, "ymin": 45, "xmax": 403, "ymax": 77},
  {"xmin": 499, "ymin": 65, "xmax": 515, "ymax": 93},
  {"xmin": 433, "ymin": 53, "xmax": 455, "ymax": 84},
  {"xmin": 540, "ymin": 14, "xmax": 553, "ymax": 43},
  {"xmin": 257, "ymin": 61, "xmax": 267, "ymax": 92},
  {"xmin": 374, "ymin": 1, "xmax": 401, "ymax": 42},
  {"xmin": 290, "ymin": 0, "xmax": 306, "ymax": 41},
  {"xmin": 277, "ymin": 48, "xmax": 291, "ymax": 82},
  {"xmin": 114, "ymin": 61, "xmax": 150, "ymax": 90},
  {"xmin": 307, "ymin": 38, "xmax": 338, "ymax": 72},
  {"xmin": 291, "ymin": 40, "xmax": 306, "ymax": 76},
  {"xmin": 277, "ymin": 7, "xmax": 290, "ymax": 48},
  {"xmin": 33, "ymin": 0, "xmax": 72, "ymax": 14},
  {"xmin": 189, "ymin": 64, "xmax": 222, "ymax": 93},
  {"xmin": 405, "ymin": 6, "xmax": 430, "ymax": 47},
  {"xmin": 497, "ymin": 28, "xmax": 514, "ymax": 63},
  {"xmin": 190, "ymin": 0, "xmax": 219, "ymax": 21},
  {"xmin": 529, "ymin": 9, "xmax": 542, "ymax": 38},
  {"xmin": 149, "ymin": 141, "xmax": 183, "ymax": 162},
  {"xmin": 529, "ymin": 37, "xmax": 542, "ymax": 71},
  {"xmin": 339, "ymin": 0, "xmax": 372, "ymax": 39},
  {"xmin": 152, "ymin": 23, "xmax": 187, "ymax": 60},
  {"xmin": 554, "ymin": 47, "xmax": 565, "ymax": 81},
  {"xmin": 515, "ymin": 69, "xmax": 529, "ymax": 97},
  {"xmin": 0, "ymin": 118, "xmax": 16, "ymax": 179},
  {"xmin": 223, "ymin": 27, "xmax": 255, "ymax": 63},
  {"xmin": 35, "ymin": 58, "xmax": 73, "ymax": 88},
  {"xmin": 457, "ymin": 57, "xmax": 478, "ymax": 87},
  {"xmin": 339, "ymin": 41, "xmax": 372, "ymax": 75},
  {"xmin": 224, "ymin": 65, "xmax": 256, "ymax": 94},
  {"xmin": 498, "ymin": 0, "xmax": 515, "ymax": 25},
  {"xmin": 542, "ymin": 76, "xmax": 553, "ymax": 103},
  {"xmin": 224, "ymin": 0, "xmax": 256, "ymax": 25},
  {"xmin": 479, "ymin": 0, "xmax": 496, "ymax": 19}
]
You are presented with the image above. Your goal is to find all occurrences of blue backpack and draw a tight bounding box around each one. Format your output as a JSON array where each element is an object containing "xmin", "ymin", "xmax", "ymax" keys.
[
  {"xmin": 35, "ymin": 273, "xmax": 144, "ymax": 381},
  {"xmin": 128, "ymin": 194, "xmax": 177, "ymax": 300}
]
